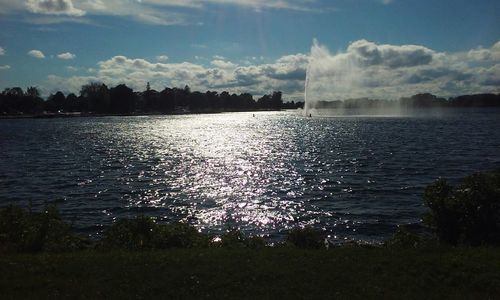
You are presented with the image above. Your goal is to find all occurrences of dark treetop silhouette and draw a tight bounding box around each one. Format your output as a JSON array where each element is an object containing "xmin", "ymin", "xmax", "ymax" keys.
[{"xmin": 0, "ymin": 83, "xmax": 298, "ymax": 116}]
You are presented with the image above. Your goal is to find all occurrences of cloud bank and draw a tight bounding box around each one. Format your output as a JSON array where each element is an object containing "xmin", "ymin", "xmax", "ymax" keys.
[
  {"xmin": 45, "ymin": 53, "xmax": 309, "ymax": 99},
  {"xmin": 43, "ymin": 40, "xmax": 500, "ymax": 101},
  {"xmin": 305, "ymin": 39, "xmax": 500, "ymax": 102}
]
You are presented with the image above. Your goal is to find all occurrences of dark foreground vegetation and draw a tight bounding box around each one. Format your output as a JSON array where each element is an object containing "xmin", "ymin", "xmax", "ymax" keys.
[
  {"xmin": 1, "ymin": 169, "xmax": 499, "ymax": 298},
  {"xmin": 1, "ymin": 247, "xmax": 499, "ymax": 299}
]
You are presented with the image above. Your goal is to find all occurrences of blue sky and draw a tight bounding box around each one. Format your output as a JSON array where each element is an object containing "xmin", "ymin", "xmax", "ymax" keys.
[{"xmin": 0, "ymin": 0, "xmax": 499, "ymax": 100}]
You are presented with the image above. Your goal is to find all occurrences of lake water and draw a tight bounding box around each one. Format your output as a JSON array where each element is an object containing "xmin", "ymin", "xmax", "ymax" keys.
[{"xmin": 1, "ymin": 109, "xmax": 500, "ymax": 242}]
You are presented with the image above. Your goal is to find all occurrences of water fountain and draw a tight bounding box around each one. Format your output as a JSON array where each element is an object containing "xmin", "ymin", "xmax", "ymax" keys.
[
  {"xmin": 303, "ymin": 39, "xmax": 379, "ymax": 116},
  {"xmin": 304, "ymin": 58, "xmax": 312, "ymax": 117},
  {"xmin": 303, "ymin": 39, "xmax": 319, "ymax": 117},
  {"xmin": 304, "ymin": 39, "xmax": 442, "ymax": 116}
]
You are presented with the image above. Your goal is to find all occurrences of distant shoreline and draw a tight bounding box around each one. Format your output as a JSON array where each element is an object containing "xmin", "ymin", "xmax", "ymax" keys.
[
  {"xmin": 0, "ymin": 108, "xmax": 287, "ymax": 120},
  {"xmin": 2, "ymin": 106, "xmax": 500, "ymax": 120}
]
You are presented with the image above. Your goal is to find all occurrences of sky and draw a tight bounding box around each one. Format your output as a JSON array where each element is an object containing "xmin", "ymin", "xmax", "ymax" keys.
[{"xmin": 0, "ymin": 0, "xmax": 499, "ymax": 100}]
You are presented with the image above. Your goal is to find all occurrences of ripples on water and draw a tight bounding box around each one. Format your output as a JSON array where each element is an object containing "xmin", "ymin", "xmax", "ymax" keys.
[{"xmin": 1, "ymin": 110, "xmax": 500, "ymax": 242}]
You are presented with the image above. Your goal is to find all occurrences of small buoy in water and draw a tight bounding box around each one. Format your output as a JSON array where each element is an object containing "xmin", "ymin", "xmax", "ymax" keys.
[{"xmin": 309, "ymin": 113, "xmax": 312, "ymax": 118}]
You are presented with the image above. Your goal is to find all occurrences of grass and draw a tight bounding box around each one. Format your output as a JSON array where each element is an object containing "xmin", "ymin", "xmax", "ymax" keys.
[
  {"xmin": 2, "ymin": 169, "xmax": 500, "ymax": 298},
  {"xmin": 1, "ymin": 247, "xmax": 500, "ymax": 299}
]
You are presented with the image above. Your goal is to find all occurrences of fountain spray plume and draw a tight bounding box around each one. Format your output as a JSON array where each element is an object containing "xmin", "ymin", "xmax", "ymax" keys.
[
  {"xmin": 304, "ymin": 39, "xmax": 356, "ymax": 116},
  {"xmin": 304, "ymin": 39, "xmax": 330, "ymax": 117},
  {"xmin": 303, "ymin": 39, "xmax": 441, "ymax": 116}
]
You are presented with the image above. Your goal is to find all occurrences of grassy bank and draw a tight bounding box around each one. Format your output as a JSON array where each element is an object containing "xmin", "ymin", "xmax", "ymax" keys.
[
  {"xmin": 1, "ymin": 247, "xmax": 499, "ymax": 299},
  {"xmin": 1, "ymin": 169, "xmax": 499, "ymax": 298}
]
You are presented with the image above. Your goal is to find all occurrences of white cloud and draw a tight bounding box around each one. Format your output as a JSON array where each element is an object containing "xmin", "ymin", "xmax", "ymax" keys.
[
  {"xmin": 211, "ymin": 59, "xmax": 237, "ymax": 69},
  {"xmin": 213, "ymin": 55, "xmax": 225, "ymax": 60},
  {"xmin": 347, "ymin": 39, "xmax": 435, "ymax": 68},
  {"xmin": 156, "ymin": 55, "xmax": 169, "ymax": 61},
  {"xmin": 0, "ymin": 0, "xmax": 331, "ymax": 26},
  {"xmin": 46, "ymin": 74, "xmax": 99, "ymax": 94},
  {"xmin": 0, "ymin": 47, "xmax": 5, "ymax": 55},
  {"xmin": 467, "ymin": 42, "xmax": 500, "ymax": 62},
  {"xmin": 28, "ymin": 49, "xmax": 45, "ymax": 59},
  {"xmin": 135, "ymin": 0, "xmax": 323, "ymax": 12},
  {"xmin": 75, "ymin": 0, "xmax": 189, "ymax": 25},
  {"xmin": 0, "ymin": 65, "xmax": 10, "ymax": 70},
  {"xmin": 26, "ymin": 0, "xmax": 85, "ymax": 16},
  {"xmin": 201, "ymin": 0, "xmax": 325, "ymax": 12},
  {"xmin": 66, "ymin": 66, "xmax": 78, "ymax": 71},
  {"xmin": 43, "ymin": 40, "xmax": 500, "ymax": 101},
  {"xmin": 0, "ymin": 0, "xmax": 185, "ymax": 25},
  {"xmin": 25, "ymin": 15, "xmax": 94, "ymax": 25},
  {"xmin": 305, "ymin": 39, "xmax": 500, "ymax": 103},
  {"xmin": 133, "ymin": 11, "xmax": 186, "ymax": 25},
  {"xmin": 57, "ymin": 52, "xmax": 76, "ymax": 59},
  {"xmin": 45, "ymin": 53, "xmax": 307, "ymax": 98}
]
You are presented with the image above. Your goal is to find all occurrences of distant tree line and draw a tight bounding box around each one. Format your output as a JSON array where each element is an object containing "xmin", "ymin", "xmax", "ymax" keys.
[
  {"xmin": 314, "ymin": 93, "xmax": 500, "ymax": 110},
  {"xmin": 0, "ymin": 83, "xmax": 296, "ymax": 115},
  {"xmin": 400, "ymin": 93, "xmax": 500, "ymax": 108},
  {"xmin": 2, "ymin": 85, "xmax": 499, "ymax": 116}
]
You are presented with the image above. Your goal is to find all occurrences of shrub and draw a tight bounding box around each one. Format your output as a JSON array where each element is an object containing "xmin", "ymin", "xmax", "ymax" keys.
[
  {"xmin": 0, "ymin": 205, "xmax": 88, "ymax": 252},
  {"xmin": 100, "ymin": 216, "xmax": 209, "ymax": 250},
  {"xmin": 384, "ymin": 225, "xmax": 432, "ymax": 248},
  {"xmin": 214, "ymin": 229, "xmax": 267, "ymax": 249},
  {"xmin": 286, "ymin": 227, "xmax": 324, "ymax": 249},
  {"xmin": 245, "ymin": 236, "xmax": 267, "ymax": 249},
  {"xmin": 423, "ymin": 170, "xmax": 500, "ymax": 245},
  {"xmin": 154, "ymin": 222, "xmax": 209, "ymax": 249},
  {"xmin": 217, "ymin": 229, "xmax": 247, "ymax": 248}
]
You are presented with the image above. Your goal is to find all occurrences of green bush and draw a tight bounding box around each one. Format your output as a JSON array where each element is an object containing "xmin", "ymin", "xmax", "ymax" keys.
[
  {"xmin": 286, "ymin": 227, "xmax": 325, "ymax": 249},
  {"xmin": 217, "ymin": 229, "xmax": 247, "ymax": 248},
  {"xmin": 214, "ymin": 229, "xmax": 267, "ymax": 249},
  {"xmin": 423, "ymin": 170, "xmax": 500, "ymax": 245},
  {"xmin": 0, "ymin": 205, "xmax": 88, "ymax": 253},
  {"xmin": 245, "ymin": 236, "xmax": 268, "ymax": 249},
  {"xmin": 384, "ymin": 226, "xmax": 432, "ymax": 248},
  {"xmin": 154, "ymin": 222, "xmax": 209, "ymax": 249},
  {"xmin": 100, "ymin": 216, "xmax": 209, "ymax": 250}
]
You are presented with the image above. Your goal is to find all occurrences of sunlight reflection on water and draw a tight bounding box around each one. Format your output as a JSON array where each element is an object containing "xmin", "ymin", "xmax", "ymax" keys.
[{"xmin": 1, "ymin": 110, "xmax": 500, "ymax": 242}]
